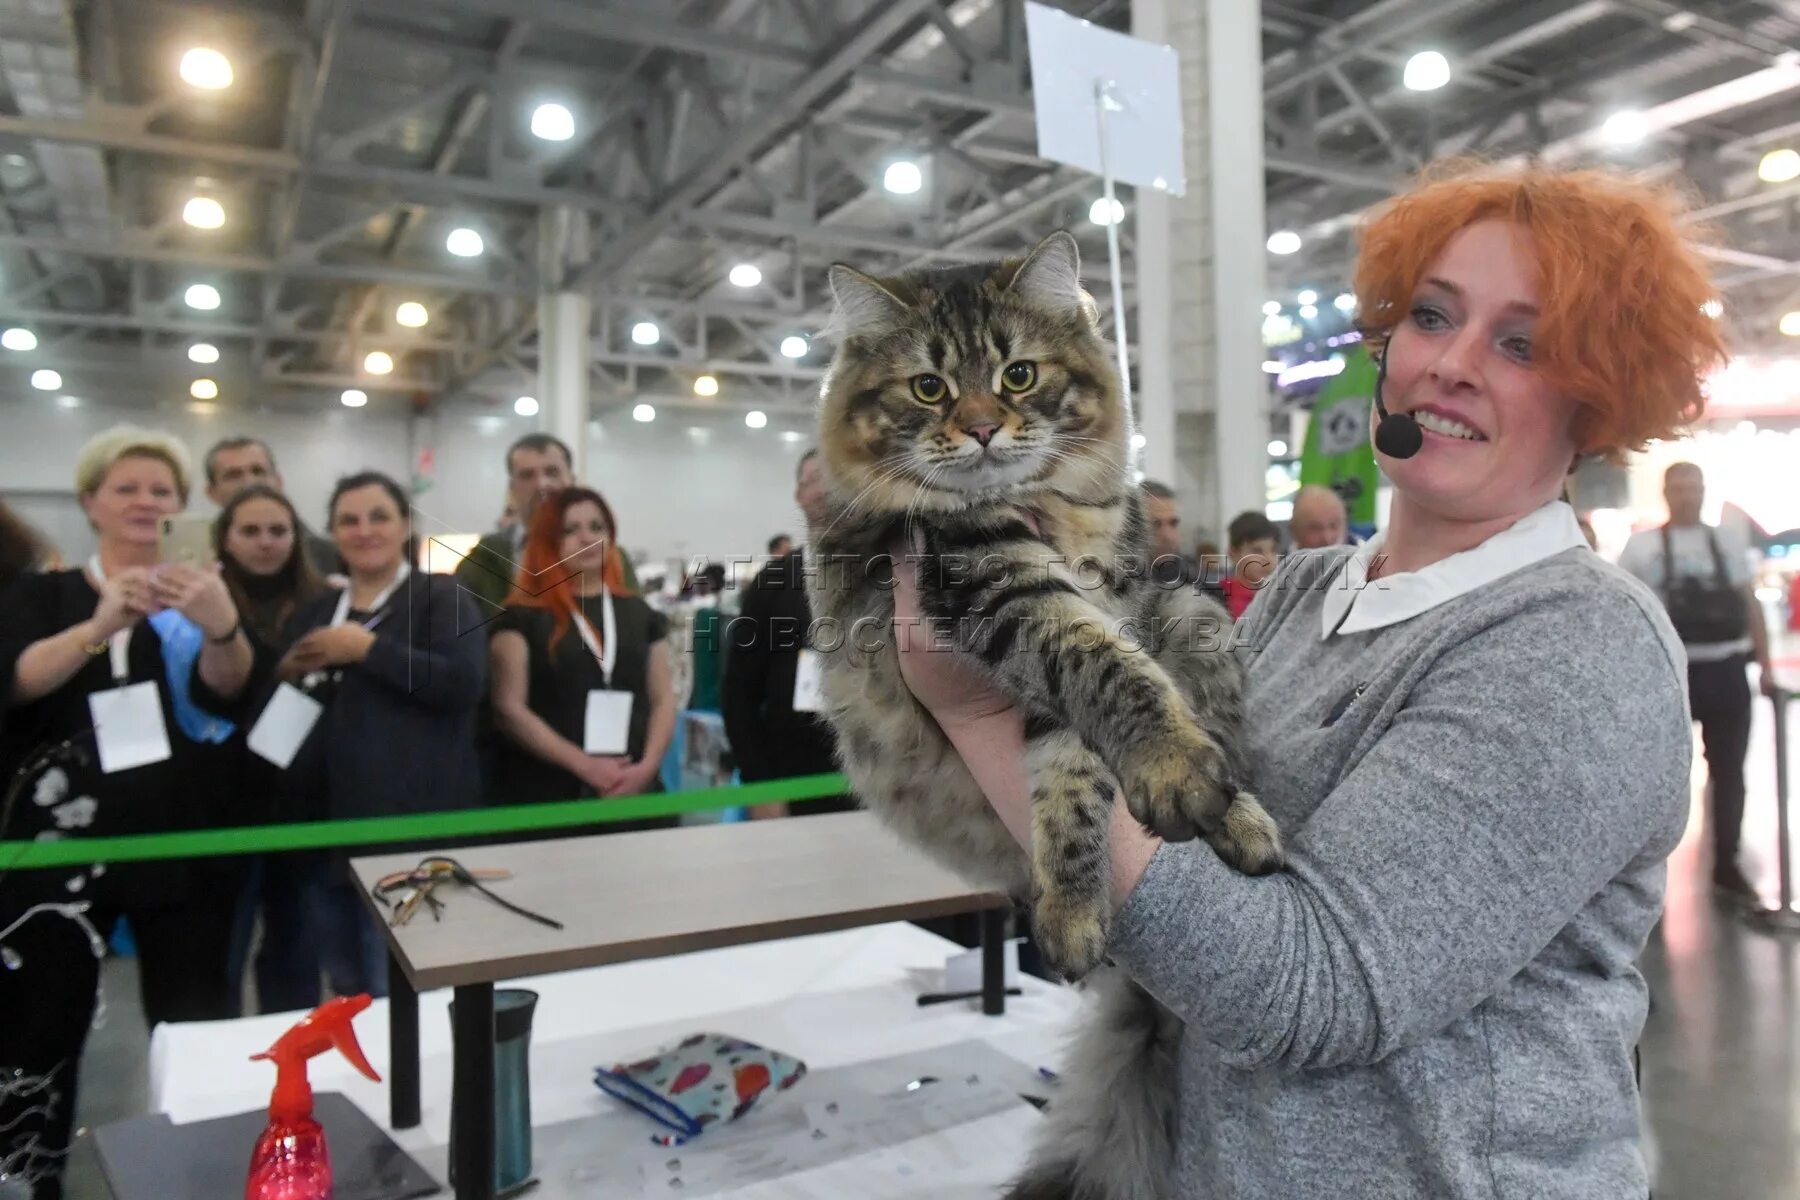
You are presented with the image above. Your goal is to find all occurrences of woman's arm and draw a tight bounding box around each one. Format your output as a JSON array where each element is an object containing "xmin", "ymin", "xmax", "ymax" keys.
[
  {"xmin": 9, "ymin": 570, "xmax": 149, "ymax": 705},
  {"xmin": 489, "ymin": 629, "xmax": 597, "ymax": 780},
  {"xmin": 908, "ymin": 576, "xmax": 1691, "ymax": 1073},
  {"xmin": 616, "ymin": 639, "xmax": 678, "ymax": 796},
  {"xmin": 354, "ymin": 579, "xmax": 487, "ymax": 712}
]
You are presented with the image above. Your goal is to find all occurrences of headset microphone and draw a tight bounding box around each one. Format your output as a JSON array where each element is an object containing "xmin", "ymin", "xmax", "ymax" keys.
[{"xmin": 1371, "ymin": 351, "xmax": 1423, "ymax": 460}]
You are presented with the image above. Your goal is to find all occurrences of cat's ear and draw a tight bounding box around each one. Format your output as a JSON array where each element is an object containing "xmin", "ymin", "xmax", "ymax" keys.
[
  {"xmin": 828, "ymin": 265, "xmax": 910, "ymax": 340},
  {"xmin": 1007, "ymin": 230, "xmax": 1084, "ymax": 316}
]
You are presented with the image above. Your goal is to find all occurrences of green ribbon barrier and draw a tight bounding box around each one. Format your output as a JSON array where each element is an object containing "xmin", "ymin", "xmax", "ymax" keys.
[{"xmin": 0, "ymin": 773, "xmax": 849, "ymax": 870}]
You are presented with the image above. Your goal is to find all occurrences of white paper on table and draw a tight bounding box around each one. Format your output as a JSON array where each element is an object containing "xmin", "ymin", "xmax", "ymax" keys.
[
  {"xmin": 944, "ymin": 939, "xmax": 1022, "ymax": 994},
  {"xmin": 722, "ymin": 1106, "xmax": 1042, "ymax": 1199},
  {"xmin": 246, "ymin": 683, "xmax": 324, "ymax": 768},
  {"xmin": 88, "ymin": 682, "xmax": 172, "ymax": 774}
]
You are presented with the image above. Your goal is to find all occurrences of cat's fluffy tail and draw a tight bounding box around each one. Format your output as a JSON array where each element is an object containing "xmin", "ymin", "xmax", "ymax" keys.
[{"xmin": 1005, "ymin": 967, "xmax": 1179, "ymax": 1200}]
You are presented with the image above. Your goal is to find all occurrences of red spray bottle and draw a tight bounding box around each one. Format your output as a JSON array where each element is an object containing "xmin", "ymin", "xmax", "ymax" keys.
[{"xmin": 245, "ymin": 994, "xmax": 383, "ymax": 1200}]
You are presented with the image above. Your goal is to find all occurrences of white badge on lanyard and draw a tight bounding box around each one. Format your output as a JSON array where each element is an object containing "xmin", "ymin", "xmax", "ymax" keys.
[
  {"xmin": 85, "ymin": 557, "xmax": 172, "ymax": 773},
  {"xmin": 575, "ymin": 587, "xmax": 633, "ymax": 755},
  {"xmin": 247, "ymin": 682, "xmax": 325, "ymax": 769},
  {"xmin": 302, "ymin": 562, "xmax": 410, "ymax": 691},
  {"xmin": 792, "ymin": 648, "xmax": 825, "ymax": 714}
]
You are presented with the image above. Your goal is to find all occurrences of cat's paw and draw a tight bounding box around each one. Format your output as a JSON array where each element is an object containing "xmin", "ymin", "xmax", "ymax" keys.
[
  {"xmin": 1032, "ymin": 890, "xmax": 1110, "ymax": 982},
  {"xmin": 1205, "ymin": 791, "xmax": 1284, "ymax": 875},
  {"xmin": 1115, "ymin": 724, "xmax": 1232, "ymax": 843}
]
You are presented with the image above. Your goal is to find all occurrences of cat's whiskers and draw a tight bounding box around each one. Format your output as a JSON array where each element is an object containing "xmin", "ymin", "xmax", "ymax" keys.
[{"xmin": 816, "ymin": 455, "xmax": 916, "ymax": 541}]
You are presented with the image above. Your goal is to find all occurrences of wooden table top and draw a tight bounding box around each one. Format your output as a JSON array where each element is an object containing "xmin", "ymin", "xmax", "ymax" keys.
[{"xmin": 350, "ymin": 812, "xmax": 1008, "ymax": 990}]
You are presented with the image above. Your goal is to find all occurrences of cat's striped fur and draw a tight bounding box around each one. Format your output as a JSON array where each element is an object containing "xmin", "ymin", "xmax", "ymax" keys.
[{"xmin": 806, "ymin": 231, "xmax": 1281, "ymax": 1199}]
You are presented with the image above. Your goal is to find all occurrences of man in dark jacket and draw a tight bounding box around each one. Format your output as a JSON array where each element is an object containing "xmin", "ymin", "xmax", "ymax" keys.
[
  {"xmin": 453, "ymin": 432, "xmax": 637, "ymax": 614},
  {"xmin": 721, "ymin": 449, "xmax": 850, "ymax": 817}
]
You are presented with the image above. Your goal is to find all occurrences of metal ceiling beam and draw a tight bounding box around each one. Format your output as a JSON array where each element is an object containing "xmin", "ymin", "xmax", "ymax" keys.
[
  {"xmin": 573, "ymin": 0, "xmax": 934, "ymax": 288},
  {"xmin": 0, "ymin": 115, "xmax": 633, "ymax": 215},
  {"xmin": 0, "ymin": 305, "xmax": 460, "ymax": 347},
  {"xmin": 400, "ymin": 0, "xmax": 813, "ymax": 68},
  {"xmin": 0, "ymin": 232, "xmax": 533, "ymax": 294},
  {"xmin": 1265, "ymin": 0, "xmax": 1488, "ymax": 100}
]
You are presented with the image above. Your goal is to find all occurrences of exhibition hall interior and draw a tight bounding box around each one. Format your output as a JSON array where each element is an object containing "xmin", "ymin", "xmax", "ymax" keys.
[{"xmin": 1, "ymin": 0, "xmax": 1798, "ymax": 1197}]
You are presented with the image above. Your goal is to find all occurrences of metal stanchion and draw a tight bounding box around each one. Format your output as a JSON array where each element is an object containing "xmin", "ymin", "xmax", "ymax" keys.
[{"xmin": 1747, "ymin": 688, "xmax": 1799, "ymax": 934}]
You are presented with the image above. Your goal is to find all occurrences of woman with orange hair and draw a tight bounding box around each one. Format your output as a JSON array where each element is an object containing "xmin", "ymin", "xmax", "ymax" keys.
[
  {"xmin": 888, "ymin": 163, "xmax": 1723, "ymax": 1199},
  {"xmin": 488, "ymin": 487, "xmax": 677, "ymax": 815}
]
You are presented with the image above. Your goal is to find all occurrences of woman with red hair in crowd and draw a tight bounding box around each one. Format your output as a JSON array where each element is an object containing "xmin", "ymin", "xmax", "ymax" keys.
[
  {"xmin": 891, "ymin": 162, "xmax": 1726, "ymax": 1200},
  {"xmin": 488, "ymin": 487, "xmax": 677, "ymax": 819}
]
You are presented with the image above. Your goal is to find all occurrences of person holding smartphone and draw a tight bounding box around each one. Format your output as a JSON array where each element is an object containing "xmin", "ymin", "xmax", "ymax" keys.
[
  {"xmin": 277, "ymin": 471, "xmax": 484, "ymax": 998},
  {"xmin": 0, "ymin": 425, "xmax": 252, "ymax": 1200}
]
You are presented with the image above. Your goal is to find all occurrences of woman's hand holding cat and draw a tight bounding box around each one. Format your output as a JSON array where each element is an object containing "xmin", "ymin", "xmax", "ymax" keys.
[{"xmin": 889, "ymin": 542, "xmax": 1017, "ymax": 726}]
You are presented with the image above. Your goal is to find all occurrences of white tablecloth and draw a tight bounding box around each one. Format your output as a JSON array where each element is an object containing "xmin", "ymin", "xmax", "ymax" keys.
[{"xmin": 149, "ymin": 923, "xmax": 1083, "ymax": 1151}]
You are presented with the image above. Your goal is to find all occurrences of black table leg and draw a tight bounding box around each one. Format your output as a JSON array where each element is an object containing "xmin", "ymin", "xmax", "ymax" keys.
[
  {"xmin": 451, "ymin": 981, "xmax": 496, "ymax": 1200},
  {"xmin": 389, "ymin": 952, "xmax": 420, "ymax": 1130},
  {"xmin": 980, "ymin": 907, "xmax": 1008, "ymax": 1016}
]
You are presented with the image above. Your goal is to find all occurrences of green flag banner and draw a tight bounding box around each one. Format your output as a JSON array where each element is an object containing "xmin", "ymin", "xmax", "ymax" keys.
[
  {"xmin": 0, "ymin": 773, "xmax": 849, "ymax": 870},
  {"xmin": 1299, "ymin": 346, "xmax": 1381, "ymax": 528}
]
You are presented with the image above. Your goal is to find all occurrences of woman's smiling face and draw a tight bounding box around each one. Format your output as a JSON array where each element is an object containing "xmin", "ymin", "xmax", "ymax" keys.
[{"xmin": 1377, "ymin": 219, "xmax": 1582, "ymax": 523}]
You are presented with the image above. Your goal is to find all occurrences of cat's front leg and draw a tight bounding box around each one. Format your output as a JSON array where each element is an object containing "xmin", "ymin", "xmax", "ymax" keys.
[
  {"xmin": 947, "ymin": 579, "xmax": 1268, "ymax": 864},
  {"xmin": 1024, "ymin": 726, "xmax": 1116, "ymax": 981}
]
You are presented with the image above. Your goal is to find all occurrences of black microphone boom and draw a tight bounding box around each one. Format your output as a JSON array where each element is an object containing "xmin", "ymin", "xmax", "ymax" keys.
[{"xmin": 1371, "ymin": 352, "xmax": 1422, "ymax": 460}]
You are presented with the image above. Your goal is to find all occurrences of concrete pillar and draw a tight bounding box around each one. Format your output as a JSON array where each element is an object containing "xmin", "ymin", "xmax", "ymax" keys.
[
  {"xmin": 538, "ymin": 207, "xmax": 592, "ymax": 479},
  {"xmin": 1134, "ymin": 0, "xmax": 1270, "ymax": 544}
]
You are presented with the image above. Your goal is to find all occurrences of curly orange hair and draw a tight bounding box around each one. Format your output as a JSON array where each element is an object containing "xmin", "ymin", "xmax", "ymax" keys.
[
  {"xmin": 506, "ymin": 486, "xmax": 634, "ymax": 652},
  {"xmin": 1353, "ymin": 160, "xmax": 1728, "ymax": 459}
]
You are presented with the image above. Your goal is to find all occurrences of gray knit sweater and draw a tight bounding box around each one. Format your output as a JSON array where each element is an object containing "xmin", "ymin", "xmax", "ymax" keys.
[{"xmin": 1110, "ymin": 541, "xmax": 1690, "ymax": 1199}]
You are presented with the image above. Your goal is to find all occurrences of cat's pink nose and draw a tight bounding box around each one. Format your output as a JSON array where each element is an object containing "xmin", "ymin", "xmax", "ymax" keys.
[{"xmin": 965, "ymin": 423, "xmax": 999, "ymax": 446}]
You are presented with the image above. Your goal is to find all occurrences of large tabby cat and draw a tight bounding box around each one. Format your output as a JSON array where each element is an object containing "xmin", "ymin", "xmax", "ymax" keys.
[{"xmin": 806, "ymin": 230, "xmax": 1282, "ymax": 1199}]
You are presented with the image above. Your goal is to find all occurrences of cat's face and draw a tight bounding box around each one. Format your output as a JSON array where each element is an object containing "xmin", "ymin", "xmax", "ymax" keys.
[{"xmin": 818, "ymin": 232, "xmax": 1124, "ymax": 514}]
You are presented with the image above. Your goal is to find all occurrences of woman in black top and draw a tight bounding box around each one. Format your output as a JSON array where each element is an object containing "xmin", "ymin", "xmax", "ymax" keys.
[
  {"xmin": 489, "ymin": 487, "xmax": 677, "ymax": 822},
  {"xmin": 280, "ymin": 471, "xmax": 484, "ymax": 998},
  {"xmin": 215, "ymin": 484, "xmax": 328, "ymax": 1013},
  {"xmin": 0, "ymin": 425, "xmax": 252, "ymax": 1200}
]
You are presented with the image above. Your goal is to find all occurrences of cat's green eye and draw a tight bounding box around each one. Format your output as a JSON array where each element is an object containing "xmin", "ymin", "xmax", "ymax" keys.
[
  {"xmin": 1001, "ymin": 361, "xmax": 1037, "ymax": 393},
  {"xmin": 911, "ymin": 374, "xmax": 948, "ymax": 404}
]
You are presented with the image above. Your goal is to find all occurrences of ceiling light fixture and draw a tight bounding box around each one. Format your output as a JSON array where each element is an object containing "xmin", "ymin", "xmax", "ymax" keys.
[
  {"xmin": 1402, "ymin": 50, "xmax": 1450, "ymax": 92},
  {"xmin": 728, "ymin": 264, "xmax": 763, "ymax": 288},
  {"xmin": 631, "ymin": 321, "xmax": 660, "ymax": 346},
  {"xmin": 694, "ymin": 374, "xmax": 719, "ymax": 397},
  {"xmin": 341, "ymin": 389, "xmax": 368, "ymax": 408},
  {"xmin": 633, "ymin": 403, "xmax": 656, "ymax": 423},
  {"xmin": 446, "ymin": 227, "xmax": 484, "ymax": 257},
  {"xmin": 1334, "ymin": 292, "xmax": 1357, "ymax": 312},
  {"xmin": 530, "ymin": 102, "xmax": 575, "ymax": 141},
  {"xmin": 188, "ymin": 342, "xmax": 219, "ymax": 364},
  {"xmin": 1297, "ymin": 289, "xmax": 1318, "ymax": 305},
  {"xmin": 2, "ymin": 327, "xmax": 36, "ymax": 352},
  {"xmin": 1780, "ymin": 311, "xmax": 1800, "ymax": 337},
  {"xmin": 883, "ymin": 160, "xmax": 923, "ymax": 195},
  {"xmin": 1089, "ymin": 197, "xmax": 1125, "ymax": 226},
  {"xmin": 31, "ymin": 369, "xmax": 61, "ymax": 391},
  {"xmin": 1299, "ymin": 304, "xmax": 1319, "ymax": 320},
  {"xmin": 363, "ymin": 350, "xmax": 394, "ymax": 375},
  {"xmin": 745, "ymin": 410, "xmax": 768, "ymax": 429},
  {"xmin": 395, "ymin": 301, "xmax": 429, "ymax": 328},
  {"xmin": 1266, "ymin": 230, "xmax": 1302, "ymax": 255},
  {"xmin": 190, "ymin": 378, "xmax": 219, "ymax": 400},
  {"xmin": 1601, "ymin": 110, "xmax": 1649, "ymax": 147},
  {"xmin": 1758, "ymin": 148, "xmax": 1800, "ymax": 183},
  {"xmin": 179, "ymin": 47, "xmax": 233, "ymax": 90},
  {"xmin": 182, "ymin": 196, "xmax": 225, "ymax": 229},
  {"xmin": 1268, "ymin": 439, "xmax": 1289, "ymax": 457},
  {"xmin": 184, "ymin": 283, "xmax": 221, "ymax": 310},
  {"xmin": 514, "ymin": 395, "xmax": 539, "ymax": 416},
  {"xmin": 779, "ymin": 335, "xmax": 808, "ymax": 359}
]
